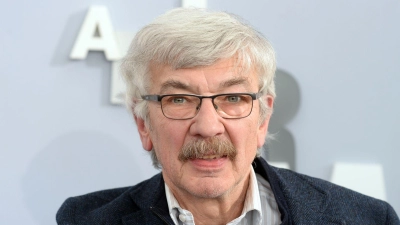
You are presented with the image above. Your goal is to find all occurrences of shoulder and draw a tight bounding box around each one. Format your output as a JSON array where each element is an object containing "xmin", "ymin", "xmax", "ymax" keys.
[
  {"xmin": 56, "ymin": 173, "xmax": 163, "ymax": 225},
  {"xmin": 271, "ymin": 165, "xmax": 400, "ymax": 224},
  {"xmin": 273, "ymin": 165, "xmax": 378, "ymax": 203}
]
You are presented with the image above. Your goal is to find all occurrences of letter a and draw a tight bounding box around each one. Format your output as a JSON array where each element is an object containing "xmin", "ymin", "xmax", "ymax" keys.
[{"xmin": 70, "ymin": 6, "xmax": 121, "ymax": 60}]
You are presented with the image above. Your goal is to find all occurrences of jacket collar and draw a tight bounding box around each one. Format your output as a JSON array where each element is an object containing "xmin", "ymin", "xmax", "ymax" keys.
[
  {"xmin": 254, "ymin": 158, "xmax": 345, "ymax": 224},
  {"xmin": 122, "ymin": 173, "xmax": 174, "ymax": 225},
  {"xmin": 253, "ymin": 157, "xmax": 293, "ymax": 224}
]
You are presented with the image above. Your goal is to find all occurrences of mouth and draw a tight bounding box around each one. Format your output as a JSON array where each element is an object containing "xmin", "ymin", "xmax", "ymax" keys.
[
  {"xmin": 189, "ymin": 154, "xmax": 228, "ymax": 169},
  {"xmin": 197, "ymin": 154, "xmax": 227, "ymax": 160}
]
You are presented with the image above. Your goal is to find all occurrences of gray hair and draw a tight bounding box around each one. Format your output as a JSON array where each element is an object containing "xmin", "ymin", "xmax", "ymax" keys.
[{"xmin": 120, "ymin": 8, "xmax": 276, "ymax": 168}]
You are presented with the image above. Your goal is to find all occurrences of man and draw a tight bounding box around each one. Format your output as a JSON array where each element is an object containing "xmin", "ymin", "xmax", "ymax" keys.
[{"xmin": 57, "ymin": 8, "xmax": 399, "ymax": 225}]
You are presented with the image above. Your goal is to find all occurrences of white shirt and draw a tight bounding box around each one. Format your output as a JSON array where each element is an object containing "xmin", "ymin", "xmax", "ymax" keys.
[{"xmin": 165, "ymin": 167, "xmax": 281, "ymax": 225}]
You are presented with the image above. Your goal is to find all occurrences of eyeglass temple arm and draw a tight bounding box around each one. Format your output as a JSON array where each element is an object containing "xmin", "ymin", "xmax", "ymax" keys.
[
  {"xmin": 254, "ymin": 92, "xmax": 263, "ymax": 99},
  {"xmin": 142, "ymin": 95, "xmax": 161, "ymax": 102}
]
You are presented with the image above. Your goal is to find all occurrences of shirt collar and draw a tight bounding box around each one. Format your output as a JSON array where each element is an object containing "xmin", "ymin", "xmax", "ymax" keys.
[
  {"xmin": 165, "ymin": 182, "xmax": 181, "ymax": 225},
  {"xmin": 242, "ymin": 166, "xmax": 262, "ymax": 215}
]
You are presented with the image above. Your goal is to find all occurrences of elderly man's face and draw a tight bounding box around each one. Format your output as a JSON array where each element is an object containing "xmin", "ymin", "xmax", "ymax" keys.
[{"xmin": 136, "ymin": 58, "xmax": 273, "ymax": 200}]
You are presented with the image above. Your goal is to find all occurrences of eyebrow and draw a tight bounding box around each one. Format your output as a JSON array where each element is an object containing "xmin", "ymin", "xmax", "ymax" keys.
[
  {"xmin": 160, "ymin": 80, "xmax": 190, "ymax": 94},
  {"xmin": 219, "ymin": 77, "xmax": 250, "ymax": 89},
  {"xmin": 159, "ymin": 77, "xmax": 251, "ymax": 94}
]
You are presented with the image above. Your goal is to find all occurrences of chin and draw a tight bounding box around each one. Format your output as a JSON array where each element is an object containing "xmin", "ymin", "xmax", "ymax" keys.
[
  {"xmin": 189, "ymin": 187, "xmax": 226, "ymax": 199},
  {"xmin": 184, "ymin": 180, "xmax": 233, "ymax": 199}
]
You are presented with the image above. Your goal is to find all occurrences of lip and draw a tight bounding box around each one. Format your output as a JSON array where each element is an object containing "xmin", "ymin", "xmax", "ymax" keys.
[{"xmin": 189, "ymin": 156, "xmax": 228, "ymax": 170}]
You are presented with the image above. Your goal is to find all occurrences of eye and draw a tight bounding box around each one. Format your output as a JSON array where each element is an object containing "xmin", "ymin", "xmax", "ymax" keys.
[
  {"xmin": 226, "ymin": 95, "xmax": 241, "ymax": 102},
  {"xmin": 172, "ymin": 97, "xmax": 186, "ymax": 104}
]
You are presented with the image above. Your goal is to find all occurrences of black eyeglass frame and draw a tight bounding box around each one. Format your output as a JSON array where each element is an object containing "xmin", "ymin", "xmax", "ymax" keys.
[{"xmin": 141, "ymin": 92, "xmax": 263, "ymax": 120}]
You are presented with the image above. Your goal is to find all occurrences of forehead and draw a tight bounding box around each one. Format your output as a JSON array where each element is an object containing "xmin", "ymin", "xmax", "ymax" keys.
[{"xmin": 148, "ymin": 58, "xmax": 259, "ymax": 94}]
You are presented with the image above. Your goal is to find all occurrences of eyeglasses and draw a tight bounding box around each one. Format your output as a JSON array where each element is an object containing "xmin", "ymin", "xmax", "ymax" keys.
[{"xmin": 141, "ymin": 93, "xmax": 262, "ymax": 120}]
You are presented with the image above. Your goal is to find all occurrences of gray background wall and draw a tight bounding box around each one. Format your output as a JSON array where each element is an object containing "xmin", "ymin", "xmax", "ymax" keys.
[{"xmin": 1, "ymin": 0, "xmax": 399, "ymax": 224}]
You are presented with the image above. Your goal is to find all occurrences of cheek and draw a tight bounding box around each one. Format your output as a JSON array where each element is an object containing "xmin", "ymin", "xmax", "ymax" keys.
[
  {"xmin": 150, "ymin": 119, "xmax": 189, "ymax": 159},
  {"xmin": 227, "ymin": 122, "xmax": 259, "ymax": 155}
]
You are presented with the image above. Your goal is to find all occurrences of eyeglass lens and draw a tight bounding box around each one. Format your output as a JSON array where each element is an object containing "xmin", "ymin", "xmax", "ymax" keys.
[{"xmin": 160, "ymin": 94, "xmax": 253, "ymax": 119}]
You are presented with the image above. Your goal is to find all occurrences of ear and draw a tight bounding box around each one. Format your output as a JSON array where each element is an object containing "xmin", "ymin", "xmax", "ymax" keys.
[
  {"xmin": 134, "ymin": 116, "xmax": 153, "ymax": 151},
  {"xmin": 257, "ymin": 95, "xmax": 274, "ymax": 148}
]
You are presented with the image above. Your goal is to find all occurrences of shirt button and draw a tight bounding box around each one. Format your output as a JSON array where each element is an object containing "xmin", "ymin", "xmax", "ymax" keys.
[{"xmin": 179, "ymin": 214, "xmax": 187, "ymax": 222}]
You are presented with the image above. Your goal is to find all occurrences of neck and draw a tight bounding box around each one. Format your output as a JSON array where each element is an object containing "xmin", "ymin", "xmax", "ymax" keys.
[{"xmin": 167, "ymin": 174, "xmax": 251, "ymax": 225}]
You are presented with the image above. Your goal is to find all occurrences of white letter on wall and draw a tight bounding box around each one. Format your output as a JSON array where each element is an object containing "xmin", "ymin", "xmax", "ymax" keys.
[
  {"xmin": 111, "ymin": 31, "xmax": 136, "ymax": 104},
  {"xmin": 331, "ymin": 162, "xmax": 387, "ymax": 201},
  {"xmin": 182, "ymin": 0, "xmax": 207, "ymax": 8},
  {"xmin": 70, "ymin": 6, "xmax": 121, "ymax": 60}
]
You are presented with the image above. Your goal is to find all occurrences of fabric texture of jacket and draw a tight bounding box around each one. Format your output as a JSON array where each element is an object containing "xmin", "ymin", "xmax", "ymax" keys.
[{"xmin": 56, "ymin": 157, "xmax": 400, "ymax": 225}]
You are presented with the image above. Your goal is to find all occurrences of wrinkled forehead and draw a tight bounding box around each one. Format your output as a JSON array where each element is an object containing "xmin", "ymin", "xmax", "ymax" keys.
[{"xmin": 147, "ymin": 58, "xmax": 259, "ymax": 94}]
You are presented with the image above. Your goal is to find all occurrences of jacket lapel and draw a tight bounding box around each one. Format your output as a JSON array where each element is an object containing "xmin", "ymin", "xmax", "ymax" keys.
[{"xmin": 254, "ymin": 157, "xmax": 345, "ymax": 225}]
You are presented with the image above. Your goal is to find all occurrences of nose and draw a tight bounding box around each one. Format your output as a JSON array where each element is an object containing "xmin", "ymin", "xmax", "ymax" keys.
[{"xmin": 189, "ymin": 98, "xmax": 225, "ymax": 138}]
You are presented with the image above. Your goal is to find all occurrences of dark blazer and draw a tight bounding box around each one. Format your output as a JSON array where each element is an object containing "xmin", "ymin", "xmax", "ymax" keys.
[{"xmin": 57, "ymin": 157, "xmax": 399, "ymax": 224}]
